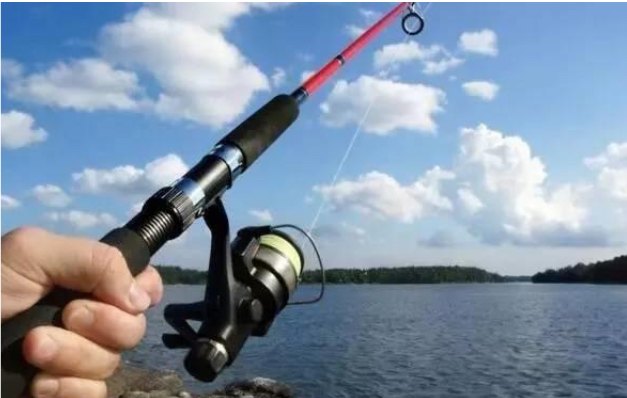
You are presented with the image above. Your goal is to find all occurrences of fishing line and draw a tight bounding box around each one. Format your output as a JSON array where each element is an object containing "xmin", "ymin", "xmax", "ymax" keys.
[{"xmin": 307, "ymin": 3, "xmax": 435, "ymax": 237}]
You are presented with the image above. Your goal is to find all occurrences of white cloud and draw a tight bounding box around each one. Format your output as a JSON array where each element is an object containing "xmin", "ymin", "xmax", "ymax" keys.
[
  {"xmin": 46, "ymin": 210, "xmax": 118, "ymax": 229},
  {"xmin": 359, "ymin": 8, "xmax": 381, "ymax": 22},
  {"xmin": 422, "ymin": 56, "xmax": 465, "ymax": 75},
  {"xmin": 312, "ymin": 123, "xmax": 610, "ymax": 246},
  {"xmin": 314, "ymin": 167, "xmax": 454, "ymax": 223},
  {"xmin": 99, "ymin": 3, "xmax": 272, "ymax": 128},
  {"xmin": 457, "ymin": 187, "xmax": 484, "ymax": 215},
  {"xmin": 1, "ymin": 59, "xmax": 23, "ymax": 80},
  {"xmin": 459, "ymin": 29, "xmax": 498, "ymax": 56},
  {"xmin": 4, "ymin": 4, "xmax": 284, "ymax": 126},
  {"xmin": 249, "ymin": 209, "xmax": 273, "ymax": 223},
  {"xmin": 455, "ymin": 124, "xmax": 599, "ymax": 245},
  {"xmin": 32, "ymin": 184, "xmax": 72, "ymax": 208},
  {"xmin": 373, "ymin": 41, "xmax": 464, "ymax": 75},
  {"xmin": 373, "ymin": 42, "xmax": 442, "ymax": 70},
  {"xmin": 584, "ymin": 142, "xmax": 627, "ymax": 169},
  {"xmin": 597, "ymin": 168, "xmax": 627, "ymax": 201},
  {"xmin": 129, "ymin": 202, "xmax": 144, "ymax": 216},
  {"xmin": 462, "ymin": 81, "xmax": 500, "ymax": 101},
  {"xmin": 585, "ymin": 142, "xmax": 627, "ymax": 201},
  {"xmin": 73, "ymin": 153, "xmax": 188, "ymax": 197},
  {"xmin": 345, "ymin": 25, "xmax": 365, "ymax": 38},
  {"xmin": 345, "ymin": 8, "xmax": 381, "ymax": 38},
  {"xmin": 5, "ymin": 59, "xmax": 141, "ymax": 111},
  {"xmin": 271, "ymin": 67, "xmax": 286, "ymax": 88},
  {"xmin": 1, "ymin": 110, "xmax": 48, "ymax": 149},
  {"xmin": 300, "ymin": 70, "xmax": 314, "ymax": 83},
  {"xmin": 320, "ymin": 75, "xmax": 446, "ymax": 135},
  {"xmin": 1, "ymin": 195, "xmax": 21, "ymax": 210}
]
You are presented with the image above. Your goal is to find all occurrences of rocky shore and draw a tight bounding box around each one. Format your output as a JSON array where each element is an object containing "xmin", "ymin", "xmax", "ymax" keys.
[{"xmin": 107, "ymin": 365, "xmax": 293, "ymax": 398}]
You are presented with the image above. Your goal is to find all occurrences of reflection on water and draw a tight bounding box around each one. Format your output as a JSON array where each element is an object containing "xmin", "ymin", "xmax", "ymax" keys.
[{"xmin": 127, "ymin": 283, "xmax": 627, "ymax": 397}]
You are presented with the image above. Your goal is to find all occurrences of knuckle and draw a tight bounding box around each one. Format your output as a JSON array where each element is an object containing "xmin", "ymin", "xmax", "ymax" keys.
[
  {"xmin": 88, "ymin": 243, "xmax": 129, "ymax": 295},
  {"xmin": 3, "ymin": 226, "xmax": 47, "ymax": 253},
  {"xmin": 91, "ymin": 243, "xmax": 126, "ymax": 274}
]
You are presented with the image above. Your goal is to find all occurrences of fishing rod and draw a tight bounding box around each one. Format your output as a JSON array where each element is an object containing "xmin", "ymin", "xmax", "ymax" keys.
[{"xmin": 1, "ymin": 3, "xmax": 425, "ymax": 397}]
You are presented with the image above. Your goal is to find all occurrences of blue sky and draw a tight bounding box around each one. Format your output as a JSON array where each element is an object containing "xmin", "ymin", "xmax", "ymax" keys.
[{"xmin": 2, "ymin": 3, "xmax": 626, "ymax": 275}]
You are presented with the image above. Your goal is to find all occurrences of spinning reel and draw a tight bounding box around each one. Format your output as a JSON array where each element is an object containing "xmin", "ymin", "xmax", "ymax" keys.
[{"xmin": 162, "ymin": 198, "xmax": 324, "ymax": 381}]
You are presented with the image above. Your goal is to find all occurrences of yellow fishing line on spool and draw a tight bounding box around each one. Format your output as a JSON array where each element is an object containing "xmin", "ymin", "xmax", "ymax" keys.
[{"xmin": 260, "ymin": 234, "xmax": 302, "ymax": 276}]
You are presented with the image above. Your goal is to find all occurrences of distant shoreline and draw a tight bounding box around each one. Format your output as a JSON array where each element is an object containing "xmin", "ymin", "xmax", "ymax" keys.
[
  {"xmin": 532, "ymin": 255, "xmax": 626, "ymax": 284},
  {"xmin": 154, "ymin": 265, "xmax": 530, "ymax": 285}
]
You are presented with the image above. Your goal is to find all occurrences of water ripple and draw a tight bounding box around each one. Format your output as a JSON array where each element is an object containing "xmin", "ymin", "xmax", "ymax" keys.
[{"xmin": 127, "ymin": 284, "xmax": 627, "ymax": 397}]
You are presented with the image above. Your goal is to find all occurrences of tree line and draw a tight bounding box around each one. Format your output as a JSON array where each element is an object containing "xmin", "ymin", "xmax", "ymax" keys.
[
  {"xmin": 531, "ymin": 255, "xmax": 627, "ymax": 284},
  {"xmin": 154, "ymin": 265, "xmax": 530, "ymax": 285},
  {"xmin": 300, "ymin": 266, "xmax": 525, "ymax": 284}
]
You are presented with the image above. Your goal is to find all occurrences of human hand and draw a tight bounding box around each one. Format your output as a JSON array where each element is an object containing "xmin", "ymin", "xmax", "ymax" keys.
[{"xmin": 1, "ymin": 227, "xmax": 164, "ymax": 398}]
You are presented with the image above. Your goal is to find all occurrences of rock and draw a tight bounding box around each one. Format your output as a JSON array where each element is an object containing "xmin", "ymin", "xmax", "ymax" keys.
[
  {"xmin": 107, "ymin": 365, "xmax": 184, "ymax": 398},
  {"xmin": 222, "ymin": 378, "xmax": 292, "ymax": 398},
  {"xmin": 121, "ymin": 392, "xmax": 150, "ymax": 398},
  {"xmin": 108, "ymin": 365, "xmax": 292, "ymax": 398}
]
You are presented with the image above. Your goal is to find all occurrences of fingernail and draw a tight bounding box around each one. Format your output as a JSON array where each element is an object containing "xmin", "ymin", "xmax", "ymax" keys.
[
  {"xmin": 37, "ymin": 334, "xmax": 58, "ymax": 362},
  {"xmin": 70, "ymin": 305, "xmax": 94, "ymax": 328},
  {"xmin": 34, "ymin": 377, "xmax": 59, "ymax": 398},
  {"xmin": 129, "ymin": 282, "xmax": 151, "ymax": 311}
]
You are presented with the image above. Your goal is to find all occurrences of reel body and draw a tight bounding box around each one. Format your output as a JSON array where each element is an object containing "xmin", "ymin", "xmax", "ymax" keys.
[{"xmin": 162, "ymin": 199, "xmax": 318, "ymax": 382}]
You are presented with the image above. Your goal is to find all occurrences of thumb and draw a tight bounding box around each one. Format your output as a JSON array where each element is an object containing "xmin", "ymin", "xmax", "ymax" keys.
[{"xmin": 2, "ymin": 227, "xmax": 151, "ymax": 317}]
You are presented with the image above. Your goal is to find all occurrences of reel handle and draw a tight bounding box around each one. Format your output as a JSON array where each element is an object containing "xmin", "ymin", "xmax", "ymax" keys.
[{"xmin": 1, "ymin": 227, "xmax": 151, "ymax": 398}]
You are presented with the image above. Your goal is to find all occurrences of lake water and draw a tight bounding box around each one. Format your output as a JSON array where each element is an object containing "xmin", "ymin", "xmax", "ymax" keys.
[{"xmin": 127, "ymin": 284, "xmax": 627, "ymax": 397}]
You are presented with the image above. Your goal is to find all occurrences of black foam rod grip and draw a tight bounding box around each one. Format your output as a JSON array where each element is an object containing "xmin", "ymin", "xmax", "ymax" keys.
[
  {"xmin": 1, "ymin": 227, "xmax": 151, "ymax": 398},
  {"xmin": 219, "ymin": 94, "xmax": 299, "ymax": 168}
]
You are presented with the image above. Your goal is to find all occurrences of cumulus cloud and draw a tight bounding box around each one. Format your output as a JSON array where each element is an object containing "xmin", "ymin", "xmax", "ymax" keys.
[
  {"xmin": 271, "ymin": 67, "xmax": 286, "ymax": 88},
  {"xmin": 597, "ymin": 169, "xmax": 627, "ymax": 201},
  {"xmin": 373, "ymin": 41, "xmax": 464, "ymax": 75},
  {"xmin": 129, "ymin": 202, "xmax": 144, "ymax": 216},
  {"xmin": 32, "ymin": 184, "xmax": 72, "ymax": 208},
  {"xmin": 585, "ymin": 142, "xmax": 627, "ymax": 201},
  {"xmin": 73, "ymin": 153, "xmax": 188, "ymax": 197},
  {"xmin": 99, "ymin": 3, "xmax": 272, "ymax": 127},
  {"xmin": 312, "ymin": 123, "xmax": 612, "ymax": 247},
  {"xmin": 1, "ymin": 110, "xmax": 48, "ymax": 149},
  {"xmin": 1, "ymin": 195, "xmax": 21, "ymax": 210},
  {"xmin": 345, "ymin": 8, "xmax": 381, "ymax": 38},
  {"xmin": 457, "ymin": 187, "xmax": 484, "ymax": 215},
  {"xmin": 462, "ymin": 81, "xmax": 500, "ymax": 101},
  {"xmin": 455, "ymin": 124, "xmax": 600, "ymax": 245},
  {"xmin": 300, "ymin": 70, "xmax": 314, "ymax": 82},
  {"xmin": 314, "ymin": 167, "xmax": 455, "ymax": 223},
  {"xmin": 584, "ymin": 142, "xmax": 627, "ymax": 169},
  {"xmin": 320, "ymin": 75, "xmax": 446, "ymax": 135},
  {"xmin": 3, "ymin": 4, "xmax": 285, "ymax": 127},
  {"xmin": 459, "ymin": 29, "xmax": 498, "ymax": 56},
  {"xmin": 46, "ymin": 210, "xmax": 117, "ymax": 229},
  {"xmin": 345, "ymin": 25, "xmax": 365, "ymax": 38},
  {"xmin": 422, "ymin": 56, "xmax": 465, "ymax": 75},
  {"xmin": 249, "ymin": 209, "xmax": 273, "ymax": 223},
  {"xmin": 374, "ymin": 42, "xmax": 441, "ymax": 69},
  {"xmin": 4, "ymin": 59, "xmax": 141, "ymax": 111}
]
